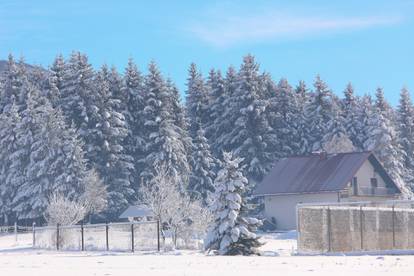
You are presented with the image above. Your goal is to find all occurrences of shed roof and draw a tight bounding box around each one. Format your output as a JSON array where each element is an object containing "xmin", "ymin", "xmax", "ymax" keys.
[
  {"xmin": 254, "ymin": 151, "xmax": 401, "ymax": 196},
  {"xmin": 119, "ymin": 205, "xmax": 153, "ymax": 219}
]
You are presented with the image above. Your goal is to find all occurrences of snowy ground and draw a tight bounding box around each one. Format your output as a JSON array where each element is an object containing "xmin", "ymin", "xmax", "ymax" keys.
[{"xmin": 1, "ymin": 231, "xmax": 414, "ymax": 276}]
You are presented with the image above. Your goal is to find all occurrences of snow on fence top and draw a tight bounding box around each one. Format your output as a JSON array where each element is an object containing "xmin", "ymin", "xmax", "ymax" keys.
[{"xmin": 297, "ymin": 200, "xmax": 414, "ymax": 254}]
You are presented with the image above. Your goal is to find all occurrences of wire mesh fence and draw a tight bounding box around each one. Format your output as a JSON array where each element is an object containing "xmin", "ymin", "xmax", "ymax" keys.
[
  {"xmin": 32, "ymin": 221, "xmax": 160, "ymax": 252},
  {"xmin": 297, "ymin": 200, "xmax": 414, "ymax": 254}
]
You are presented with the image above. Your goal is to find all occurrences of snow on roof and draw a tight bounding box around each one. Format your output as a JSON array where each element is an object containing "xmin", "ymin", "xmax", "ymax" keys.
[
  {"xmin": 119, "ymin": 205, "xmax": 153, "ymax": 218},
  {"xmin": 254, "ymin": 151, "xmax": 401, "ymax": 196}
]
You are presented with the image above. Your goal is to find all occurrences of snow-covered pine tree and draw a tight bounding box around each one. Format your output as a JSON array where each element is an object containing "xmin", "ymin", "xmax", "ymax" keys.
[
  {"xmin": 88, "ymin": 66, "xmax": 134, "ymax": 217},
  {"xmin": 121, "ymin": 58, "xmax": 145, "ymax": 194},
  {"xmin": 13, "ymin": 90, "xmax": 89, "ymax": 219},
  {"xmin": 396, "ymin": 87, "xmax": 414, "ymax": 192},
  {"xmin": 140, "ymin": 62, "xmax": 190, "ymax": 190},
  {"xmin": 223, "ymin": 55, "xmax": 275, "ymax": 184},
  {"xmin": 364, "ymin": 88, "xmax": 411, "ymax": 197},
  {"xmin": 205, "ymin": 152, "xmax": 262, "ymax": 255},
  {"xmin": 353, "ymin": 94, "xmax": 373, "ymax": 150},
  {"xmin": 185, "ymin": 63, "xmax": 210, "ymax": 138},
  {"xmin": 294, "ymin": 80, "xmax": 310, "ymax": 154},
  {"xmin": 211, "ymin": 66, "xmax": 238, "ymax": 156},
  {"xmin": 204, "ymin": 70, "xmax": 224, "ymax": 140},
  {"xmin": 0, "ymin": 54, "xmax": 31, "ymax": 113},
  {"xmin": 189, "ymin": 126, "xmax": 217, "ymax": 203},
  {"xmin": 47, "ymin": 54, "xmax": 66, "ymax": 107},
  {"xmin": 321, "ymin": 95, "xmax": 352, "ymax": 152},
  {"xmin": 304, "ymin": 75, "xmax": 335, "ymax": 152},
  {"xmin": 341, "ymin": 83, "xmax": 361, "ymax": 149},
  {"xmin": 269, "ymin": 78, "xmax": 300, "ymax": 157},
  {"xmin": 0, "ymin": 103, "xmax": 21, "ymax": 224},
  {"xmin": 59, "ymin": 51, "xmax": 96, "ymax": 137}
]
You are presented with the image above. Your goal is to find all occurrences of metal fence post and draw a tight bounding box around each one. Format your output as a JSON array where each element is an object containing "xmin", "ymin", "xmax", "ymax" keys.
[
  {"xmin": 105, "ymin": 222, "xmax": 109, "ymax": 251},
  {"xmin": 392, "ymin": 205, "xmax": 396, "ymax": 248},
  {"xmin": 327, "ymin": 207, "xmax": 331, "ymax": 252},
  {"xmin": 56, "ymin": 224, "xmax": 60, "ymax": 250},
  {"xmin": 131, "ymin": 223, "xmax": 135, "ymax": 253},
  {"xmin": 157, "ymin": 220, "xmax": 160, "ymax": 252},
  {"xmin": 81, "ymin": 221, "xmax": 84, "ymax": 251},
  {"xmin": 360, "ymin": 206, "xmax": 364, "ymax": 251},
  {"xmin": 32, "ymin": 222, "xmax": 36, "ymax": 248},
  {"xmin": 14, "ymin": 222, "xmax": 17, "ymax": 242}
]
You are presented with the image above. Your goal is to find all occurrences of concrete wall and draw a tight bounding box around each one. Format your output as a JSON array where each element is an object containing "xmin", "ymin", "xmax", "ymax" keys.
[
  {"xmin": 298, "ymin": 205, "xmax": 414, "ymax": 254},
  {"xmin": 264, "ymin": 193, "xmax": 338, "ymax": 230}
]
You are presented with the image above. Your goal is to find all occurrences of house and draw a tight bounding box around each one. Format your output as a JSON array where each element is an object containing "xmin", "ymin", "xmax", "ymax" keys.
[
  {"xmin": 119, "ymin": 205, "xmax": 154, "ymax": 222},
  {"xmin": 254, "ymin": 151, "xmax": 402, "ymax": 230}
]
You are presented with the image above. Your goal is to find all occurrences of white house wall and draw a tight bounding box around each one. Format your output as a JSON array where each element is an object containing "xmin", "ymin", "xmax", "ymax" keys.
[
  {"xmin": 264, "ymin": 192, "xmax": 338, "ymax": 230},
  {"xmin": 352, "ymin": 159, "xmax": 387, "ymax": 190}
]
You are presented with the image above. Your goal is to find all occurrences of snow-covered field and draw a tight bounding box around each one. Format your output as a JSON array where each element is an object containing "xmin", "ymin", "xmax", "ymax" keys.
[{"xmin": 1, "ymin": 231, "xmax": 414, "ymax": 276}]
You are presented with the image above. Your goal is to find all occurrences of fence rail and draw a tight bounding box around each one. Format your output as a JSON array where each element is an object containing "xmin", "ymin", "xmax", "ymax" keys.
[
  {"xmin": 31, "ymin": 220, "xmax": 161, "ymax": 252},
  {"xmin": 0, "ymin": 221, "xmax": 161, "ymax": 252}
]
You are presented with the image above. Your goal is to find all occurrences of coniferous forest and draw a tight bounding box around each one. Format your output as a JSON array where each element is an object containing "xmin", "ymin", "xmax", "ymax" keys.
[{"xmin": 0, "ymin": 52, "xmax": 413, "ymax": 224}]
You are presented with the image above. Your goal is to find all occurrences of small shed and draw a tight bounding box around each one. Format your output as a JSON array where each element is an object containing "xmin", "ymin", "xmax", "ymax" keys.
[{"xmin": 119, "ymin": 205, "xmax": 154, "ymax": 222}]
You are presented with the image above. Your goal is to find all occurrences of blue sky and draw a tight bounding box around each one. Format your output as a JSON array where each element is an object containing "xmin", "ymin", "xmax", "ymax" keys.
[{"xmin": 1, "ymin": 0, "xmax": 413, "ymax": 105}]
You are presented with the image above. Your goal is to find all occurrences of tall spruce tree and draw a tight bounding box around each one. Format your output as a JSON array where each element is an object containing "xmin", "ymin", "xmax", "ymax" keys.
[
  {"xmin": 122, "ymin": 58, "xmax": 145, "ymax": 194},
  {"xmin": 185, "ymin": 63, "xmax": 210, "ymax": 138},
  {"xmin": 88, "ymin": 66, "xmax": 134, "ymax": 217},
  {"xmin": 364, "ymin": 88, "xmax": 410, "ymax": 197},
  {"xmin": 0, "ymin": 103, "xmax": 21, "ymax": 224},
  {"xmin": 212, "ymin": 66, "xmax": 238, "ymax": 156},
  {"xmin": 140, "ymin": 62, "xmax": 190, "ymax": 189},
  {"xmin": 59, "ymin": 51, "xmax": 96, "ymax": 137},
  {"xmin": 47, "ymin": 54, "xmax": 66, "ymax": 107},
  {"xmin": 304, "ymin": 75, "xmax": 334, "ymax": 152},
  {"xmin": 224, "ymin": 55, "xmax": 277, "ymax": 183},
  {"xmin": 397, "ymin": 87, "xmax": 414, "ymax": 192},
  {"xmin": 13, "ymin": 90, "xmax": 89, "ymax": 219}
]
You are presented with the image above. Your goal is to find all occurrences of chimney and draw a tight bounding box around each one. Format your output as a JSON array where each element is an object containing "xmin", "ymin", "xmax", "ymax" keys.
[
  {"xmin": 319, "ymin": 151, "xmax": 327, "ymax": 160},
  {"xmin": 312, "ymin": 151, "xmax": 327, "ymax": 160}
]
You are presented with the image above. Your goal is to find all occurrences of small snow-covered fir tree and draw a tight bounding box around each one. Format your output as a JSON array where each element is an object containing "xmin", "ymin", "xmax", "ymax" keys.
[{"xmin": 205, "ymin": 152, "xmax": 262, "ymax": 255}]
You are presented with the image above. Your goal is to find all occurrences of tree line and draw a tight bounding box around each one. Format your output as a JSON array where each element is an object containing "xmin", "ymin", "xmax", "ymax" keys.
[{"xmin": 0, "ymin": 52, "xmax": 413, "ymax": 224}]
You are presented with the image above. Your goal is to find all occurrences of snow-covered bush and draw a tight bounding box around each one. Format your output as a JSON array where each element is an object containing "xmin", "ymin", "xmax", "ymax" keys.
[
  {"xmin": 140, "ymin": 164, "xmax": 212, "ymax": 249},
  {"xmin": 205, "ymin": 152, "xmax": 262, "ymax": 255},
  {"xmin": 80, "ymin": 169, "xmax": 108, "ymax": 222},
  {"xmin": 45, "ymin": 193, "xmax": 87, "ymax": 226}
]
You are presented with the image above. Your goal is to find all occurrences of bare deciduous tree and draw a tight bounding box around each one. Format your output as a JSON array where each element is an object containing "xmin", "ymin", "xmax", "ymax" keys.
[{"xmin": 139, "ymin": 165, "xmax": 212, "ymax": 249}]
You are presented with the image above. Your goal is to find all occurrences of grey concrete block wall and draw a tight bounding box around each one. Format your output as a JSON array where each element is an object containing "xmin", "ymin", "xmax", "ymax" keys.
[{"xmin": 298, "ymin": 205, "xmax": 414, "ymax": 254}]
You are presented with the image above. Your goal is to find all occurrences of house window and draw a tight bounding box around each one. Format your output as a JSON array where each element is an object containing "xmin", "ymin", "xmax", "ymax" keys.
[
  {"xmin": 371, "ymin": 178, "xmax": 378, "ymax": 195},
  {"xmin": 352, "ymin": 177, "xmax": 358, "ymax": 196}
]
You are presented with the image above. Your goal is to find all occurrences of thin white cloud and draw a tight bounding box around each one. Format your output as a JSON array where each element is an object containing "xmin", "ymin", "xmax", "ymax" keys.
[{"xmin": 188, "ymin": 12, "xmax": 403, "ymax": 48}]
